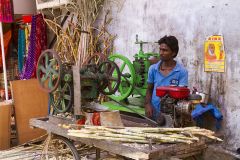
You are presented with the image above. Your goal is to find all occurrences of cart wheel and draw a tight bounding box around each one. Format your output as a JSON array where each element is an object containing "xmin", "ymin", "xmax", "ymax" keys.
[
  {"xmin": 44, "ymin": 135, "xmax": 80, "ymax": 160},
  {"xmin": 50, "ymin": 82, "xmax": 73, "ymax": 113},
  {"xmin": 36, "ymin": 49, "xmax": 62, "ymax": 93},
  {"xmin": 98, "ymin": 61, "xmax": 121, "ymax": 95}
]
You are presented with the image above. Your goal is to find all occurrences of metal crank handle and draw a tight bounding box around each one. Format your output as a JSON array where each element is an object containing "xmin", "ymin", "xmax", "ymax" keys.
[{"xmin": 107, "ymin": 96, "xmax": 159, "ymax": 126}]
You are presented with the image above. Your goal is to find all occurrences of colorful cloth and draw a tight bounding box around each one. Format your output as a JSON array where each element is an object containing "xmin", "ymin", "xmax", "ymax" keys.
[
  {"xmin": 25, "ymin": 25, "xmax": 30, "ymax": 54},
  {"xmin": 0, "ymin": 0, "xmax": 13, "ymax": 23},
  {"xmin": 17, "ymin": 29, "xmax": 25, "ymax": 73},
  {"xmin": 33, "ymin": 14, "xmax": 47, "ymax": 77},
  {"xmin": 20, "ymin": 14, "xmax": 47, "ymax": 79}
]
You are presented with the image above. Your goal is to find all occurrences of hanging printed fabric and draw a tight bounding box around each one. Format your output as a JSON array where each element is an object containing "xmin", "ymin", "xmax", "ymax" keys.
[
  {"xmin": 33, "ymin": 14, "xmax": 47, "ymax": 77},
  {"xmin": 20, "ymin": 14, "xmax": 47, "ymax": 79},
  {"xmin": 17, "ymin": 29, "xmax": 25, "ymax": 73},
  {"xmin": 25, "ymin": 25, "xmax": 30, "ymax": 54},
  {"xmin": 20, "ymin": 15, "xmax": 36, "ymax": 79},
  {"xmin": 0, "ymin": 0, "xmax": 13, "ymax": 23}
]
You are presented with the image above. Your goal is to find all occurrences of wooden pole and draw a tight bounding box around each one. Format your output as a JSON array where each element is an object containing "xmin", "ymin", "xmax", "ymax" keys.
[
  {"xmin": 73, "ymin": 66, "xmax": 81, "ymax": 115},
  {"xmin": 0, "ymin": 22, "xmax": 9, "ymax": 100}
]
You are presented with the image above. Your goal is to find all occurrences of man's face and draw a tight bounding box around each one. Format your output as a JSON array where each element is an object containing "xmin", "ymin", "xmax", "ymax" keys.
[{"xmin": 159, "ymin": 43, "xmax": 175, "ymax": 61}]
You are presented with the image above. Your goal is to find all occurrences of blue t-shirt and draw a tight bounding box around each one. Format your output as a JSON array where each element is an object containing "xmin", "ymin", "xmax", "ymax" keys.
[{"xmin": 147, "ymin": 61, "xmax": 188, "ymax": 117}]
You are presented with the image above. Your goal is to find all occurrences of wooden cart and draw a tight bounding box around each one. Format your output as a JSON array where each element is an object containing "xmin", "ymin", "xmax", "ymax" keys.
[{"xmin": 30, "ymin": 116, "xmax": 207, "ymax": 160}]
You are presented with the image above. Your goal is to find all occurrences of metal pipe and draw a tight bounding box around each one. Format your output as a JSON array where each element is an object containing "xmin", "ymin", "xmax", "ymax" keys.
[
  {"xmin": 107, "ymin": 96, "xmax": 159, "ymax": 126},
  {"xmin": 0, "ymin": 22, "xmax": 9, "ymax": 100}
]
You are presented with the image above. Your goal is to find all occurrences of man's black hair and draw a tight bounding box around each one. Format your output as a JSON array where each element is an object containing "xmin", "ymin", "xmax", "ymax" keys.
[{"xmin": 158, "ymin": 35, "xmax": 179, "ymax": 58}]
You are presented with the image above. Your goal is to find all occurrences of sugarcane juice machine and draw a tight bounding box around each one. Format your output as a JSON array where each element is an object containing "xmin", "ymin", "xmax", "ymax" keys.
[
  {"xmin": 36, "ymin": 49, "xmax": 121, "ymax": 113},
  {"xmin": 107, "ymin": 35, "xmax": 159, "ymax": 102}
]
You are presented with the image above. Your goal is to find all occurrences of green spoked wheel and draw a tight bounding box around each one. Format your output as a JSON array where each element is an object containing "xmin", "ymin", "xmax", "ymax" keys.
[
  {"xmin": 108, "ymin": 54, "xmax": 136, "ymax": 101},
  {"xmin": 50, "ymin": 82, "xmax": 73, "ymax": 113},
  {"xmin": 36, "ymin": 49, "xmax": 62, "ymax": 93},
  {"xmin": 98, "ymin": 61, "xmax": 121, "ymax": 95}
]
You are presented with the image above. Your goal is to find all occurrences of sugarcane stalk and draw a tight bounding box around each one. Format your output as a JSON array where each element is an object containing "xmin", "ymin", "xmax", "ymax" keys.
[
  {"xmin": 190, "ymin": 132, "xmax": 223, "ymax": 141},
  {"xmin": 127, "ymin": 127, "xmax": 201, "ymax": 133},
  {"xmin": 67, "ymin": 133, "xmax": 149, "ymax": 143},
  {"xmin": 96, "ymin": 132, "xmax": 146, "ymax": 140},
  {"xmin": 150, "ymin": 133, "xmax": 199, "ymax": 141},
  {"xmin": 69, "ymin": 126, "xmax": 221, "ymax": 143},
  {"xmin": 69, "ymin": 128, "xmax": 194, "ymax": 144}
]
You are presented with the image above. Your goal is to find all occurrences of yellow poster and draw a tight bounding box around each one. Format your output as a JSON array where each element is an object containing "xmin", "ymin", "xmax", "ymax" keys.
[{"xmin": 204, "ymin": 35, "xmax": 225, "ymax": 72}]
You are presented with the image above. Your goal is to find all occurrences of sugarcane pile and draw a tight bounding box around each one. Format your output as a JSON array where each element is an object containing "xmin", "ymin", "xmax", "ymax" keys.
[{"xmin": 67, "ymin": 126, "xmax": 222, "ymax": 144}]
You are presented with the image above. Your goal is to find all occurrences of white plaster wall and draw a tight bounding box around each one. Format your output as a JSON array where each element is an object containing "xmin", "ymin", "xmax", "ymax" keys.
[{"xmin": 102, "ymin": 0, "xmax": 240, "ymax": 150}]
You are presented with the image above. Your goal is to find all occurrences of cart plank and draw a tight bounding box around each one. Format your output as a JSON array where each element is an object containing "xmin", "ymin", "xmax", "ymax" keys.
[{"xmin": 29, "ymin": 117, "xmax": 207, "ymax": 160}]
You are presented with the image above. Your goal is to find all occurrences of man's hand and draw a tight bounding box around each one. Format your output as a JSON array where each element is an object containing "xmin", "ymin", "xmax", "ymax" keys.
[
  {"xmin": 145, "ymin": 103, "xmax": 153, "ymax": 118},
  {"xmin": 145, "ymin": 83, "xmax": 154, "ymax": 118}
]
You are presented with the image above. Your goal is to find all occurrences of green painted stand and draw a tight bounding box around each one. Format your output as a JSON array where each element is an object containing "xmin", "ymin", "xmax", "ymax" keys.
[{"xmin": 102, "ymin": 101, "xmax": 145, "ymax": 115}]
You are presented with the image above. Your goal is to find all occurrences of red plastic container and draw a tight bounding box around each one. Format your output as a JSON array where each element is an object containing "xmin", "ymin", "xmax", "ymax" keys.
[{"xmin": 156, "ymin": 86, "xmax": 190, "ymax": 99}]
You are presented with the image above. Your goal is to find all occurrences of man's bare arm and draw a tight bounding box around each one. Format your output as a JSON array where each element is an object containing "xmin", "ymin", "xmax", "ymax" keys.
[{"xmin": 145, "ymin": 83, "xmax": 154, "ymax": 117}]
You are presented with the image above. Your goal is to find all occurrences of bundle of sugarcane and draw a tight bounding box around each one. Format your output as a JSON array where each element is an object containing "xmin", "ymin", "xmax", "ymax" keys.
[
  {"xmin": 67, "ymin": 126, "xmax": 222, "ymax": 144},
  {"xmin": 42, "ymin": 0, "xmax": 116, "ymax": 66}
]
